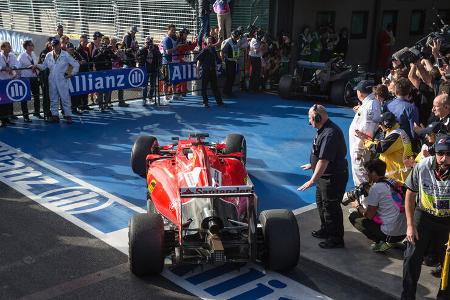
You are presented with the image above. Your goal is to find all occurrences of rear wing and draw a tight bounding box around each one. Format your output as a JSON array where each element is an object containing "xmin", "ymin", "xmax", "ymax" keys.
[{"xmin": 179, "ymin": 185, "xmax": 254, "ymax": 198}]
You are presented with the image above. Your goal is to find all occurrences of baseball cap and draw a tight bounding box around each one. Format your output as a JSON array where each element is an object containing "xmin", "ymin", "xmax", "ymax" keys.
[
  {"xmin": 435, "ymin": 134, "xmax": 450, "ymax": 152},
  {"xmin": 51, "ymin": 39, "xmax": 60, "ymax": 46},
  {"xmin": 354, "ymin": 80, "xmax": 373, "ymax": 94},
  {"xmin": 418, "ymin": 122, "xmax": 444, "ymax": 137},
  {"xmin": 379, "ymin": 111, "xmax": 397, "ymax": 128},
  {"xmin": 93, "ymin": 31, "xmax": 104, "ymax": 38},
  {"xmin": 130, "ymin": 26, "xmax": 139, "ymax": 33},
  {"xmin": 66, "ymin": 42, "xmax": 75, "ymax": 49}
]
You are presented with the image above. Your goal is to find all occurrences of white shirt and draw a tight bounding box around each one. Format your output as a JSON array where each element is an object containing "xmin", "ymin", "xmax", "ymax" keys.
[
  {"xmin": 249, "ymin": 38, "xmax": 261, "ymax": 57},
  {"xmin": 0, "ymin": 51, "xmax": 20, "ymax": 80},
  {"xmin": 367, "ymin": 182, "xmax": 406, "ymax": 236},
  {"xmin": 18, "ymin": 51, "xmax": 39, "ymax": 78},
  {"xmin": 349, "ymin": 93, "xmax": 381, "ymax": 150},
  {"xmin": 38, "ymin": 50, "xmax": 79, "ymax": 80}
]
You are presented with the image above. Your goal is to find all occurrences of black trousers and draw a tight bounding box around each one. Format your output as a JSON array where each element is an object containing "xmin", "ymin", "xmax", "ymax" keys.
[
  {"xmin": 401, "ymin": 209, "xmax": 450, "ymax": 300},
  {"xmin": 39, "ymin": 71, "xmax": 50, "ymax": 117},
  {"xmin": 349, "ymin": 211, "xmax": 405, "ymax": 243},
  {"xmin": 316, "ymin": 171, "xmax": 348, "ymax": 242},
  {"xmin": 143, "ymin": 71, "xmax": 157, "ymax": 101},
  {"xmin": 224, "ymin": 61, "xmax": 236, "ymax": 95},
  {"xmin": 0, "ymin": 103, "xmax": 13, "ymax": 123},
  {"xmin": 201, "ymin": 68, "xmax": 222, "ymax": 105},
  {"xmin": 249, "ymin": 56, "xmax": 261, "ymax": 92},
  {"xmin": 29, "ymin": 77, "xmax": 40, "ymax": 114}
]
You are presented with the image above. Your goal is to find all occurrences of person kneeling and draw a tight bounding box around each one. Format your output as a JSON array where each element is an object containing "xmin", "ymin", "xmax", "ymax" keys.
[{"xmin": 349, "ymin": 159, "xmax": 407, "ymax": 252}]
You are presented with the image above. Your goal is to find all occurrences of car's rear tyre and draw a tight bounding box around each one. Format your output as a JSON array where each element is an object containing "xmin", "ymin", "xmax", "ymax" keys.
[
  {"xmin": 223, "ymin": 134, "xmax": 247, "ymax": 165},
  {"xmin": 278, "ymin": 74, "xmax": 294, "ymax": 99},
  {"xmin": 259, "ymin": 209, "xmax": 300, "ymax": 271},
  {"xmin": 329, "ymin": 80, "xmax": 354, "ymax": 106},
  {"xmin": 129, "ymin": 213, "xmax": 164, "ymax": 277},
  {"xmin": 131, "ymin": 135, "xmax": 159, "ymax": 178}
]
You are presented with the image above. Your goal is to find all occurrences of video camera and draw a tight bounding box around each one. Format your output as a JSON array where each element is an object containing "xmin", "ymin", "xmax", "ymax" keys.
[
  {"xmin": 341, "ymin": 182, "xmax": 372, "ymax": 206},
  {"xmin": 392, "ymin": 12, "xmax": 450, "ymax": 66}
]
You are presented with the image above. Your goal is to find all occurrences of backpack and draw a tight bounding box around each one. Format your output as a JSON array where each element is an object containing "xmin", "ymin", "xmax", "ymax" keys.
[{"xmin": 372, "ymin": 178, "xmax": 405, "ymax": 225}]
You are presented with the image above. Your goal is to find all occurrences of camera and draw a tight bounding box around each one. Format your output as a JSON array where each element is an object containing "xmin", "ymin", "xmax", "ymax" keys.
[
  {"xmin": 392, "ymin": 47, "xmax": 421, "ymax": 66},
  {"xmin": 341, "ymin": 182, "xmax": 371, "ymax": 206}
]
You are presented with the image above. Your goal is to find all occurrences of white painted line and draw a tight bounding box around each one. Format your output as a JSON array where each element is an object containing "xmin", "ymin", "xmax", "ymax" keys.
[{"xmin": 292, "ymin": 203, "xmax": 317, "ymax": 215}]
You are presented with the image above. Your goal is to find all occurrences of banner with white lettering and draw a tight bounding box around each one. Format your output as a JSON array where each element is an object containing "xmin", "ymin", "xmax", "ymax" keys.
[
  {"xmin": 0, "ymin": 78, "xmax": 31, "ymax": 105},
  {"xmin": 69, "ymin": 67, "xmax": 148, "ymax": 96},
  {"xmin": 168, "ymin": 62, "xmax": 226, "ymax": 84}
]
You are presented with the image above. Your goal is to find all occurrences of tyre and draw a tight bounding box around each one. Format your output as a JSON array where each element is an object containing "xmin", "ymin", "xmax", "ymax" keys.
[
  {"xmin": 128, "ymin": 213, "xmax": 165, "ymax": 276},
  {"xmin": 259, "ymin": 209, "xmax": 300, "ymax": 271},
  {"xmin": 223, "ymin": 133, "xmax": 247, "ymax": 165},
  {"xmin": 329, "ymin": 80, "xmax": 354, "ymax": 106},
  {"xmin": 278, "ymin": 75, "xmax": 295, "ymax": 99},
  {"xmin": 131, "ymin": 135, "xmax": 159, "ymax": 178}
]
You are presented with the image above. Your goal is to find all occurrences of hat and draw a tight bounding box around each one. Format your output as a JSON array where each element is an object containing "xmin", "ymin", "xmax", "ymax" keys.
[
  {"xmin": 51, "ymin": 39, "xmax": 60, "ymax": 46},
  {"xmin": 66, "ymin": 42, "xmax": 75, "ymax": 49},
  {"xmin": 130, "ymin": 26, "xmax": 139, "ymax": 33},
  {"xmin": 93, "ymin": 31, "xmax": 104, "ymax": 38},
  {"xmin": 379, "ymin": 111, "xmax": 397, "ymax": 128},
  {"xmin": 418, "ymin": 122, "xmax": 444, "ymax": 137},
  {"xmin": 232, "ymin": 29, "xmax": 241, "ymax": 37},
  {"xmin": 354, "ymin": 80, "xmax": 373, "ymax": 94},
  {"xmin": 435, "ymin": 134, "xmax": 450, "ymax": 152}
]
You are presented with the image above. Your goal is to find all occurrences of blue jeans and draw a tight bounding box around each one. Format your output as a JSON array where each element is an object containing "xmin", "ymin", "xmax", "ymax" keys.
[{"xmin": 197, "ymin": 14, "xmax": 210, "ymax": 47}]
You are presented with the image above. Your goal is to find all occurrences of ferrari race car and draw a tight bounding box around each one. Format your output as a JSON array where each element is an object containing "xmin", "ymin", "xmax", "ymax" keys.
[{"xmin": 129, "ymin": 133, "xmax": 300, "ymax": 276}]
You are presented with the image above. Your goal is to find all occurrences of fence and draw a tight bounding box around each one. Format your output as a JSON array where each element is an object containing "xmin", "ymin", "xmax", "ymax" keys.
[{"xmin": 1, "ymin": 49, "xmax": 250, "ymax": 118}]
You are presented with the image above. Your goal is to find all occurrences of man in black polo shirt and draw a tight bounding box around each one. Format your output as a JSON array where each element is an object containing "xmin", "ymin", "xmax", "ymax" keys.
[
  {"xmin": 299, "ymin": 104, "xmax": 349, "ymax": 248},
  {"xmin": 195, "ymin": 36, "xmax": 224, "ymax": 108}
]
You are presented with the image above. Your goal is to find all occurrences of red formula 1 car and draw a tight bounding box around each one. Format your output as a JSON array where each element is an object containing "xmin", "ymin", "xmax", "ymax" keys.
[{"xmin": 129, "ymin": 133, "xmax": 300, "ymax": 276}]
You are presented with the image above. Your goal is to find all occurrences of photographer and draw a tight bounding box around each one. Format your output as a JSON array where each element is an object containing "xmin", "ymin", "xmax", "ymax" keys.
[
  {"xmin": 349, "ymin": 159, "xmax": 406, "ymax": 253},
  {"xmin": 249, "ymin": 30, "xmax": 263, "ymax": 92},
  {"xmin": 357, "ymin": 111, "xmax": 414, "ymax": 184},
  {"xmin": 408, "ymin": 61, "xmax": 435, "ymax": 126},
  {"xmin": 92, "ymin": 36, "xmax": 118, "ymax": 111},
  {"xmin": 137, "ymin": 37, "xmax": 162, "ymax": 106}
]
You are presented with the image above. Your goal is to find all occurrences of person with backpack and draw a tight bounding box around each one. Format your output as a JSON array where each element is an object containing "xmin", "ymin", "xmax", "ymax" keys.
[{"xmin": 349, "ymin": 159, "xmax": 407, "ymax": 253}]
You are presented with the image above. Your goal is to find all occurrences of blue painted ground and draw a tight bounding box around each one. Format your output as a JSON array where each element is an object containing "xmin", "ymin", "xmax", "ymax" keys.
[{"xmin": 0, "ymin": 93, "xmax": 355, "ymax": 212}]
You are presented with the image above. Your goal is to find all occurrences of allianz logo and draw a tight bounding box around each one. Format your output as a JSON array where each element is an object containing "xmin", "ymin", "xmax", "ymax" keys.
[
  {"xmin": 0, "ymin": 144, "xmax": 114, "ymax": 215},
  {"xmin": 69, "ymin": 68, "xmax": 145, "ymax": 92},
  {"xmin": 6, "ymin": 80, "xmax": 28, "ymax": 102}
]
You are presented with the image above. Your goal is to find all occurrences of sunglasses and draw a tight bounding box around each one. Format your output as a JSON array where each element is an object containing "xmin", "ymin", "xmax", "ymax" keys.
[{"xmin": 436, "ymin": 151, "xmax": 450, "ymax": 157}]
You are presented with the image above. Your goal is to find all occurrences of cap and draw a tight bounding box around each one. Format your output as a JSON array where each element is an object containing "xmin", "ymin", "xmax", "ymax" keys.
[
  {"xmin": 232, "ymin": 29, "xmax": 241, "ymax": 37},
  {"xmin": 51, "ymin": 39, "xmax": 60, "ymax": 46},
  {"xmin": 56, "ymin": 24, "xmax": 63, "ymax": 30},
  {"xmin": 66, "ymin": 42, "xmax": 75, "ymax": 49},
  {"xmin": 130, "ymin": 26, "xmax": 139, "ymax": 33},
  {"xmin": 145, "ymin": 36, "xmax": 153, "ymax": 44},
  {"xmin": 354, "ymin": 80, "xmax": 373, "ymax": 94},
  {"xmin": 418, "ymin": 122, "xmax": 444, "ymax": 137},
  {"xmin": 435, "ymin": 134, "xmax": 450, "ymax": 152},
  {"xmin": 93, "ymin": 31, "xmax": 104, "ymax": 38},
  {"xmin": 379, "ymin": 111, "xmax": 397, "ymax": 128}
]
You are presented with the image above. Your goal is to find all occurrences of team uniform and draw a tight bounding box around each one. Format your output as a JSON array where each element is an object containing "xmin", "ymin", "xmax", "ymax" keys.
[
  {"xmin": 0, "ymin": 51, "xmax": 22, "ymax": 124},
  {"xmin": 221, "ymin": 37, "xmax": 239, "ymax": 96},
  {"xmin": 18, "ymin": 51, "xmax": 40, "ymax": 117}
]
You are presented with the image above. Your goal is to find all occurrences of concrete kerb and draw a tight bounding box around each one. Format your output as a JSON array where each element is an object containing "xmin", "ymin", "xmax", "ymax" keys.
[{"xmin": 292, "ymin": 205, "xmax": 440, "ymax": 300}]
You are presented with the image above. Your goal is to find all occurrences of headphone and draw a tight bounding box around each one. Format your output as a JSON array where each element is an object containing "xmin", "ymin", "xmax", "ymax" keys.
[{"xmin": 312, "ymin": 104, "xmax": 322, "ymax": 123}]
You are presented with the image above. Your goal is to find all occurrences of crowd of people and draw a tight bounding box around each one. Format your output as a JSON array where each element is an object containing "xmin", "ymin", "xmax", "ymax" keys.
[{"xmin": 298, "ymin": 31, "xmax": 450, "ymax": 299}]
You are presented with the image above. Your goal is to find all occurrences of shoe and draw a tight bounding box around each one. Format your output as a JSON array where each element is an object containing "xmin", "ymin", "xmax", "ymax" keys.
[
  {"xmin": 0, "ymin": 121, "xmax": 6, "ymax": 127},
  {"xmin": 118, "ymin": 102, "xmax": 129, "ymax": 107},
  {"xmin": 23, "ymin": 116, "xmax": 32, "ymax": 123},
  {"xmin": 33, "ymin": 113, "xmax": 44, "ymax": 119},
  {"xmin": 311, "ymin": 229, "xmax": 328, "ymax": 239},
  {"xmin": 217, "ymin": 102, "xmax": 225, "ymax": 106},
  {"xmin": 84, "ymin": 106, "xmax": 93, "ymax": 111},
  {"xmin": 142, "ymin": 100, "xmax": 147, "ymax": 106},
  {"xmin": 72, "ymin": 109, "xmax": 82, "ymax": 115},
  {"xmin": 423, "ymin": 255, "xmax": 439, "ymax": 267},
  {"xmin": 64, "ymin": 116, "xmax": 73, "ymax": 124},
  {"xmin": 371, "ymin": 241, "xmax": 392, "ymax": 253},
  {"xmin": 6, "ymin": 119, "xmax": 15, "ymax": 125},
  {"xmin": 48, "ymin": 116, "xmax": 60, "ymax": 123},
  {"xmin": 203, "ymin": 103, "xmax": 210, "ymax": 108},
  {"xmin": 10, "ymin": 115, "xmax": 18, "ymax": 120},
  {"xmin": 319, "ymin": 239, "xmax": 345, "ymax": 249}
]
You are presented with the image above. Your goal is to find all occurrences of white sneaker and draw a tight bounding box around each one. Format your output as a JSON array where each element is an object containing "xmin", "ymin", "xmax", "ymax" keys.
[{"xmin": 165, "ymin": 95, "xmax": 173, "ymax": 102}]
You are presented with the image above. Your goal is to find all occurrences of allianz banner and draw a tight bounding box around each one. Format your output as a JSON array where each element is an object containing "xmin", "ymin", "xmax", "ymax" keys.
[
  {"xmin": 0, "ymin": 78, "xmax": 31, "ymax": 105},
  {"xmin": 69, "ymin": 68, "xmax": 148, "ymax": 96},
  {"xmin": 168, "ymin": 62, "xmax": 226, "ymax": 84}
]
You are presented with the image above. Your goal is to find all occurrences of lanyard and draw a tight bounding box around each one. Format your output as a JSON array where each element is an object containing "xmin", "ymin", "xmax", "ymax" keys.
[
  {"xmin": 53, "ymin": 51, "xmax": 60, "ymax": 63},
  {"xmin": 2, "ymin": 54, "xmax": 10, "ymax": 68}
]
